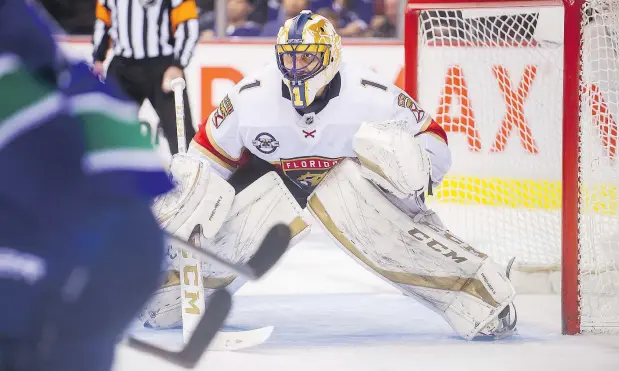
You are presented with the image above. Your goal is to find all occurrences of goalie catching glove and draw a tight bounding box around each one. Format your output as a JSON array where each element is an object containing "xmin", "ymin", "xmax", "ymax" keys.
[{"xmin": 353, "ymin": 120, "xmax": 432, "ymax": 199}]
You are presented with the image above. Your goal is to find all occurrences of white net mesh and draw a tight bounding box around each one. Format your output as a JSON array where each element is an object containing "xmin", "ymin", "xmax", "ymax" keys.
[
  {"xmin": 412, "ymin": 1, "xmax": 619, "ymax": 331},
  {"xmin": 579, "ymin": 0, "xmax": 619, "ymax": 331},
  {"xmin": 416, "ymin": 7, "xmax": 565, "ymax": 280}
]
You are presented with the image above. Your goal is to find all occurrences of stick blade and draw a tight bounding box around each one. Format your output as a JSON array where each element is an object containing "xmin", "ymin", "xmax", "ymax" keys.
[
  {"xmin": 209, "ymin": 326, "xmax": 274, "ymax": 351},
  {"xmin": 127, "ymin": 289, "xmax": 232, "ymax": 368},
  {"xmin": 246, "ymin": 223, "xmax": 291, "ymax": 278}
]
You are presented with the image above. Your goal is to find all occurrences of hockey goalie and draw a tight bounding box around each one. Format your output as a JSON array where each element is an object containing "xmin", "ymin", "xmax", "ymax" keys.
[{"xmin": 142, "ymin": 10, "xmax": 517, "ymax": 341}]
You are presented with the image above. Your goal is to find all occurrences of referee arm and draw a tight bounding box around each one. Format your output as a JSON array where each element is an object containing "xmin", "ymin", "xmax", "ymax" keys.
[
  {"xmin": 92, "ymin": 0, "xmax": 111, "ymax": 76},
  {"xmin": 170, "ymin": 0, "xmax": 200, "ymax": 69},
  {"xmin": 161, "ymin": 0, "xmax": 200, "ymax": 91}
]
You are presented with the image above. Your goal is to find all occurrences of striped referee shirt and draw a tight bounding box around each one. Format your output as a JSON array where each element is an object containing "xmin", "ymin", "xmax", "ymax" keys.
[{"xmin": 92, "ymin": 0, "xmax": 200, "ymax": 68}]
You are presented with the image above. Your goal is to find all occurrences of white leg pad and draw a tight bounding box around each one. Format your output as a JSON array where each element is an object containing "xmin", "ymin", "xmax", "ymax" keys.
[
  {"xmin": 307, "ymin": 158, "xmax": 515, "ymax": 340},
  {"xmin": 443, "ymin": 259, "xmax": 515, "ymax": 340}
]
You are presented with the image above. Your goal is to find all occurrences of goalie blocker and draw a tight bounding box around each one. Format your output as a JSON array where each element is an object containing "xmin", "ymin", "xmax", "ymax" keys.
[
  {"xmin": 142, "ymin": 154, "xmax": 310, "ymax": 329},
  {"xmin": 307, "ymin": 120, "xmax": 517, "ymax": 340}
]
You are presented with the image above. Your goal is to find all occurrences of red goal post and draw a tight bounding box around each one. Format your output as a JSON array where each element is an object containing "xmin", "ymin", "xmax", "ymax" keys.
[{"xmin": 403, "ymin": 0, "xmax": 618, "ymax": 335}]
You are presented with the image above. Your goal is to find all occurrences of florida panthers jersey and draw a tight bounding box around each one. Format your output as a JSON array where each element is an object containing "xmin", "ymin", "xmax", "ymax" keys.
[{"xmin": 190, "ymin": 61, "xmax": 450, "ymax": 195}]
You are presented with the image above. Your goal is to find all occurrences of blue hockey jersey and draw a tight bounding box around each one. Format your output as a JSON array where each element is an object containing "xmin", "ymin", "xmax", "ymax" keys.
[
  {"xmin": 0, "ymin": 0, "xmax": 172, "ymax": 341},
  {"xmin": 0, "ymin": 0, "xmax": 172, "ymax": 199}
]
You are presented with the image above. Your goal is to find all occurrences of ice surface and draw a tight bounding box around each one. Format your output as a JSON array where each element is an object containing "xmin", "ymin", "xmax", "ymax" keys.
[{"xmin": 114, "ymin": 231, "xmax": 619, "ymax": 371}]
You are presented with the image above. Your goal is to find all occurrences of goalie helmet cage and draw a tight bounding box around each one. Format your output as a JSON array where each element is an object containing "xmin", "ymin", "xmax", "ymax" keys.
[{"xmin": 404, "ymin": 0, "xmax": 619, "ymax": 335}]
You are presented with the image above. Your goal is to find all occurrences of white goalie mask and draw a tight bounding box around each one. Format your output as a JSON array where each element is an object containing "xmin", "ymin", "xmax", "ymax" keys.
[{"xmin": 275, "ymin": 10, "xmax": 343, "ymax": 109}]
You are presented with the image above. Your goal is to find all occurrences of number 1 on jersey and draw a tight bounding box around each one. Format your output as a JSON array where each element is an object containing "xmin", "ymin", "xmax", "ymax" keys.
[{"xmin": 292, "ymin": 86, "xmax": 304, "ymax": 106}]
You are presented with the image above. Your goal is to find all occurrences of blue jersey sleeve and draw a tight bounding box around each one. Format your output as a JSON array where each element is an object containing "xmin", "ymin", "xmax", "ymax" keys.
[
  {"xmin": 0, "ymin": 0, "xmax": 173, "ymax": 199},
  {"xmin": 0, "ymin": 0, "xmax": 69, "ymax": 85}
]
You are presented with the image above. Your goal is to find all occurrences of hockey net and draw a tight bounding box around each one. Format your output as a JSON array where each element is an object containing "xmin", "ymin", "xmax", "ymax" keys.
[{"xmin": 405, "ymin": 0, "xmax": 619, "ymax": 333}]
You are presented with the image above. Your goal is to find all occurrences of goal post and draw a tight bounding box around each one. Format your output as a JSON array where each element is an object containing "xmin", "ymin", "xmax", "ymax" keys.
[
  {"xmin": 404, "ymin": 0, "xmax": 618, "ymax": 335},
  {"xmin": 562, "ymin": 0, "xmax": 582, "ymax": 336}
]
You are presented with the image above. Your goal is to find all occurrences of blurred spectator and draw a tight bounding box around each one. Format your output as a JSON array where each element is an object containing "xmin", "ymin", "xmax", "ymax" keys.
[
  {"xmin": 39, "ymin": 0, "xmax": 95, "ymax": 34},
  {"xmin": 201, "ymin": 0, "xmax": 262, "ymax": 38},
  {"xmin": 351, "ymin": 0, "xmax": 374, "ymax": 24},
  {"xmin": 197, "ymin": 0, "xmax": 215, "ymax": 32},
  {"xmin": 197, "ymin": 0, "xmax": 215, "ymax": 13},
  {"xmin": 365, "ymin": 0, "xmax": 397, "ymax": 37},
  {"xmin": 226, "ymin": 0, "xmax": 262, "ymax": 36},
  {"xmin": 316, "ymin": 7, "xmax": 340, "ymax": 30},
  {"xmin": 265, "ymin": 0, "xmax": 282, "ymax": 22},
  {"xmin": 198, "ymin": 10, "xmax": 216, "ymax": 32},
  {"xmin": 260, "ymin": 0, "xmax": 309, "ymax": 36},
  {"xmin": 248, "ymin": 0, "xmax": 272, "ymax": 24},
  {"xmin": 312, "ymin": 0, "xmax": 372, "ymax": 24},
  {"xmin": 330, "ymin": 0, "xmax": 368, "ymax": 37}
]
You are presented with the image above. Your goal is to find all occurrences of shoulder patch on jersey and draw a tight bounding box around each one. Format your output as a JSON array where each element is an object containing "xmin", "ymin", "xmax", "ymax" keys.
[
  {"xmin": 280, "ymin": 156, "xmax": 343, "ymax": 192},
  {"xmin": 397, "ymin": 93, "xmax": 425, "ymax": 122},
  {"xmin": 360, "ymin": 79, "xmax": 387, "ymax": 91},
  {"xmin": 239, "ymin": 80, "xmax": 261, "ymax": 94},
  {"xmin": 211, "ymin": 95, "xmax": 234, "ymax": 129}
]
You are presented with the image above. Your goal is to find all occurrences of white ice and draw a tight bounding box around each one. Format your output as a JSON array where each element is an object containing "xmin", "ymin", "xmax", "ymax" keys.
[{"xmin": 113, "ymin": 230, "xmax": 619, "ymax": 371}]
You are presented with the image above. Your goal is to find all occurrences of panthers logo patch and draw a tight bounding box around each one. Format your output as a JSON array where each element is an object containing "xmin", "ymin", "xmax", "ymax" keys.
[{"xmin": 280, "ymin": 156, "xmax": 343, "ymax": 191}]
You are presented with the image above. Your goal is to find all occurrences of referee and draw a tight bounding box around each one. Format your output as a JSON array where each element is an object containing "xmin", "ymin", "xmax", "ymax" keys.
[{"xmin": 91, "ymin": 0, "xmax": 199, "ymax": 155}]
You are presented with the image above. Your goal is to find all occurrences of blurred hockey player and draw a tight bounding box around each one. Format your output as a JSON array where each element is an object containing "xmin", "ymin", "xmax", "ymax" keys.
[
  {"xmin": 143, "ymin": 10, "xmax": 517, "ymax": 340},
  {"xmin": 0, "ymin": 1, "xmax": 172, "ymax": 370}
]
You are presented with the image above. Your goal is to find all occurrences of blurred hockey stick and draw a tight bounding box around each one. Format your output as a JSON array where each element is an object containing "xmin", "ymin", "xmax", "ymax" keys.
[
  {"xmin": 127, "ymin": 224, "xmax": 291, "ymax": 367},
  {"xmin": 165, "ymin": 224, "xmax": 292, "ymax": 287},
  {"xmin": 127, "ymin": 289, "xmax": 231, "ymax": 369}
]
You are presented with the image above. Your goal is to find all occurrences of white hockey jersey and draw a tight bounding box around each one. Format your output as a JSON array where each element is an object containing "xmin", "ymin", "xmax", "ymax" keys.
[{"xmin": 190, "ymin": 61, "xmax": 451, "ymax": 194}]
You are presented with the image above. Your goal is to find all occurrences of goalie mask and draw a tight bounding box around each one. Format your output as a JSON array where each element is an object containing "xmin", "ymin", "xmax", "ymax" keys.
[{"xmin": 275, "ymin": 11, "xmax": 342, "ymax": 109}]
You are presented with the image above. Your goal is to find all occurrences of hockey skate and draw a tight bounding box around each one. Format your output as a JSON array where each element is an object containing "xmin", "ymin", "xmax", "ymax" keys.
[{"xmin": 478, "ymin": 257, "xmax": 518, "ymax": 340}]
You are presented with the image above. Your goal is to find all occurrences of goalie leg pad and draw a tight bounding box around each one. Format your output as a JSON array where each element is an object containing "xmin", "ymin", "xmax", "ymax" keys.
[
  {"xmin": 307, "ymin": 159, "xmax": 515, "ymax": 340},
  {"xmin": 442, "ymin": 259, "xmax": 516, "ymax": 339},
  {"xmin": 140, "ymin": 171, "xmax": 311, "ymax": 329},
  {"xmin": 138, "ymin": 270, "xmax": 246, "ymax": 329}
]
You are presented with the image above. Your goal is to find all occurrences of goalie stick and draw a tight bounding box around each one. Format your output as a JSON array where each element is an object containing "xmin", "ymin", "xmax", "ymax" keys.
[
  {"xmin": 163, "ymin": 228, "xmax": 287, "ymax": 280},
  {"xmin": 127, "ymin": 223, "xmax": 292, "ymax": 368},
  {"xmin": 208, "ymin": 325, "xmax": 275, "ymax": 351},
  {"xmin": 167, "ymin": 77, "xmax": 207, "ymax": 344}
]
